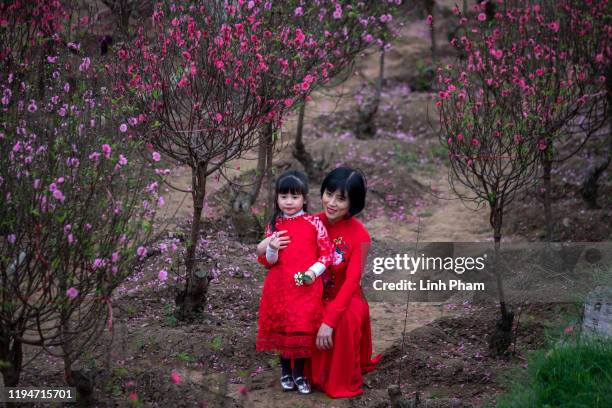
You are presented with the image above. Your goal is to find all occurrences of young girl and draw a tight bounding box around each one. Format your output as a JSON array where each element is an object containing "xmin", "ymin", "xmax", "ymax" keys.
[{"xmin": 255, "ymin": 170, "xmax": 332, "ymax": 394}]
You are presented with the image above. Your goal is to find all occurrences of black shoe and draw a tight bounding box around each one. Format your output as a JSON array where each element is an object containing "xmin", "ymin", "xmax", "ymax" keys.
[
  {"xmin": 280, "ymin": 374, "xmax": 296, "ymax": 391},
  {"xmin": 293, "ymin": 376, "xmax": 311, "ymax": 394}
]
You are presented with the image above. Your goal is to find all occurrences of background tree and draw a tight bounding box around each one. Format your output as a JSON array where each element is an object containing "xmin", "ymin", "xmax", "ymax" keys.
[
  {"xmin": 1, "ymin": 45, "xmax": 163, "ymax": 398},
  {"xmin": 436, "ymin": 0, "xmax": 610, "ymax": 354},
  {"xmin": 120, "ymin": 0, "xmax": 404, "ymax": 318}
]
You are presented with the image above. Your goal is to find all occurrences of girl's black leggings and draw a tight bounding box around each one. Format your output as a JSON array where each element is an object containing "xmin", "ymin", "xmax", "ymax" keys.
[{"xmin": 280, "ymin": 357, "xmax": 305, "ymax": 378}]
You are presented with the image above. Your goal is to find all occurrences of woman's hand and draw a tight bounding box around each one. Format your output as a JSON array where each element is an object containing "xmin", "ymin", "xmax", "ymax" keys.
[
  {"xmin": 316, "ymin": 323, "xmax": 333, "ymax": 350},
  {"xmin": 268, "ymin": 230, "xmax": 290, "ymax": 250}
]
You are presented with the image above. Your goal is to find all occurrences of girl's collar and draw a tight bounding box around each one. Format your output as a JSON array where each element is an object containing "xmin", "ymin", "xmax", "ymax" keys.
[{"xmin": 282, "ymin": 209, "xmax": 305, "ymax": 219}]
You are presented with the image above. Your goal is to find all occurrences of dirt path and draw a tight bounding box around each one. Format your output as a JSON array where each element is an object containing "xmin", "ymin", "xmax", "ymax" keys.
[{"xmin": 367, "ymin": 169, "xmax": 493, "ymax": 243}]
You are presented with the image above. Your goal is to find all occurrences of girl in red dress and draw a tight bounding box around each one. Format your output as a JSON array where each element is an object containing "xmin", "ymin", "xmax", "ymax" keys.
[
  {"xmin": 255, "ymin": 170, "xmax": 332, "ymax": 394},
  {"xmin": 310, "ymin": 166, "xmax": 381, "ymax": 398}
]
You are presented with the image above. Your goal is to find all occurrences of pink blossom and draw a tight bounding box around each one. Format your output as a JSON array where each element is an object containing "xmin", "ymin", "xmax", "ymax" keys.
[
  {"xmin": 158, "ymin": 269, "xmax": 168, "ymax": 281},
  {"xmin": 79, "ymin": 57, "xmax": 91, "ymax": 72},
  {"xmin": 128, "ymin": 393, "xmax": 138, "ymax": 402},
  {"xmin": 64, "ymin": 83, "xmax": 70, "ymax": 93},
  {"xmin": 170, "ymin": 371, "xmax": 182, "ymax": 384},
  {"xmin": 152, "ymin": 151, "xmax": 161, "ymax": 162},
  {"xmin": 93, "ymin": 258, "xmax": 106, "ymax": 270},
  {"xmin": 295, "ymin": 28, "xmax": 305, "ymax": 45},
  {"xmin": 364, "ymin": 34, "xmax": 374, "ymax": 43},
  {"xmin": 247, "ymin": 1, "xmax": 255, "ymax": 9},
  {"xmin": 67, "ymin": 234, "xmax": 75, "ymax": 244},
  {"xmin": 66, "ymin": 287, "xmax": 78, "ymax": 298},
  {"xmin": 28, "ymin": 100, "xmax": 37, "ymax": 113},
  {"xmin": 102, "ymin": 144, "xmax": 112, "ymax": 158},
  {"xmin": 118, "ymin": 154, "xmax": 128, "ymax": 166},
  {"xmin": 284, "ymin": 98, "xmax": 293, "ymax": 107},
  {"xmin": 471, "ymin": 138, "xmax": 480, "ymax": 146},
  {"xmin": 137, "ymin": 246, "xmax": 147, "ymax": 259},
  {"xmin": 171, "ymin": 18, "xmax": 179, "ymax": 27},
  {"xmin": 119, "ymin": 123, "xmax": 128, "ymax": 133},
  {"xmin": 548, "ymin": 21, "xmax": 559, "ymax": 32},
  {"xmin": 564, "ymin": 325, "xmax": 574, "ymax": 334},
  {"xmin": 478, "ymin": 13, "xmax": 487, "ymax": 22},
  {"xmin": 294, "ymin": 7, "xmax": 303, "ymax": 16},
  {"xmin": 53, "ymin": 189, "xmax": 65, "ymax": 202},
  {"xmin": 112, "ymin": 252, "xmax": 120, "ymax": 263},
  {"xmin": 538, "ymin": 139, "xmax": 547, "ymax": 151},
  {"xmin": 514, "ymin": 134, "xmax": 523, "ymax": 143},
  {"xmin": 333, "ymin": 8, "xmax": 342, "ymax": 19},
  {"xmin": 177, "ymin": 76, "xmax": 188, "ymax": 88},
  {"xmin": 426, "ymin": 15, "xmax": 433, "ymax": 25},
  {"xmin": 595, "ymin": 53, "xmax": 604, "ymax": 63},
  {"xmin": 215, "ymin": 112, "xmax": 223, "ymax": 123},
  {"xmin": 457, "ymin": 133, "xmax": 464, "ymax": 142},
  {"xmin": 47, "ymin": 55, "xmax": 58, "ymax": 63},
  {"xmin": 214, "ymin": 60, "xmax": 224, "ymax": 70},
  {"xmin": 7, "ymin": 234, "xmax": 16, "ymax": 244},
  {"xmin": 157, "ymin": 196, "xmax": 165, "ymax": 207}
]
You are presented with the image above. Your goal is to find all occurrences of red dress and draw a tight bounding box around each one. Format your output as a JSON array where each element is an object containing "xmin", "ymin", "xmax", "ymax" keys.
[
  {"xmin": 256, "ymin": 213, "xmax": 332, "ymax": 359},
  {"xmin": 310, "ymin": 213, "xmax": 381, "ymax": 398}
]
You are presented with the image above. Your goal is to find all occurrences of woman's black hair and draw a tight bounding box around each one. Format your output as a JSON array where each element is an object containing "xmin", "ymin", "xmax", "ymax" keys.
[
  {"xmin": 269, "ymin": 170, "xmax": 309, "ymax": 231},
  {"xmin": 320, "ymin": 166, "xmax": 367, "ymax": 217}
]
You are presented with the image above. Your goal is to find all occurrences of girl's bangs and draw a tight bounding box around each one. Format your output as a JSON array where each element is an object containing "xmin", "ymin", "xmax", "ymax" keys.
[{"xmin": 278, "ymin": 175, "xmax": 307, "ymax": 195}]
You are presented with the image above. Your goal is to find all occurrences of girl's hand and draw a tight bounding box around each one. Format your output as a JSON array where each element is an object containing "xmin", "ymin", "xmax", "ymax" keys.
[
  {"xmin": 304, "ymin": 270, "xmax": 316, "ymax": 285},
  {"xmin": 268, "ymin": 230, "xmax": 290, "ymax": 250},
  {"xmin": 316, "ymin": 323, "xmax": 333, "ymax": 350}
]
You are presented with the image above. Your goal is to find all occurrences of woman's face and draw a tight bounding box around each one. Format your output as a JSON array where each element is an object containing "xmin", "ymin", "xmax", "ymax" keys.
[{"xmin": 322, "ymin": 189, "xmax": 349, "ymax": 223}]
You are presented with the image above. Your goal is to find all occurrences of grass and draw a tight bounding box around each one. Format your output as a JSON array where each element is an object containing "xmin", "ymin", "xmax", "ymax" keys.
[{"xmin": 496, "ymin": 339, "xmax": 612, "ymax": 408}]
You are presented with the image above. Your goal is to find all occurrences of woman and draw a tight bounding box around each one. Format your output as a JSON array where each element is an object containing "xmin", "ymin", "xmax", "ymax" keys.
[{"xmin": 309, "ymin": 166, "xmax": 380, "ymax": 398}]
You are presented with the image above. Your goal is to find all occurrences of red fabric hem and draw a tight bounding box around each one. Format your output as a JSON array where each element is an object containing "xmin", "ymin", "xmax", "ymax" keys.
[
  {"xmin": 362, "ymin": 353, "xmax": 382, "ymax": 373},
  {"xmin": 255, "ymin": 344, "xmax": 314, "ymax": 359}
]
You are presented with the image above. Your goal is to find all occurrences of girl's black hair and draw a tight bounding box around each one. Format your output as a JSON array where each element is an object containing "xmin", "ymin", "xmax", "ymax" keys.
[
  {"xmin": 269, "ymin": 170, "xmax": 309, "ymax": 231},
  {"xmin": 320, "ymin": 166, "xmax": 367, "ymax": 217}
]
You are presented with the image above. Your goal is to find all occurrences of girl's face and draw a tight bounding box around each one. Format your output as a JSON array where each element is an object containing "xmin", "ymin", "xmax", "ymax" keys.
[
  {"xmin": 322, "ymin": 189, "xmax": 349, "ymax": 223},
  {"xmin": 278, "ymin": 192, "xmax": 305, "ymax": 216}
]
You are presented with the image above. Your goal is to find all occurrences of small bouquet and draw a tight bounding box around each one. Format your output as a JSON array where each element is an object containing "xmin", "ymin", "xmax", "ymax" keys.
[{"xmin": 294, "ymin": 271, "xmax": 313, "ymax": 286}]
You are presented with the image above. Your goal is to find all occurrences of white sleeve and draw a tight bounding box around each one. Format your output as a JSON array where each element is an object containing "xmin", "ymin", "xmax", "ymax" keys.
[{"xmin": 308, "ymin": 262, "xmax": 326, "ymax": 277}]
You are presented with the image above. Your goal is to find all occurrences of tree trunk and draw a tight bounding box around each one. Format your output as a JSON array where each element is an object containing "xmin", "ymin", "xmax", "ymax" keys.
[
  {"xmin": 542, "ymin": 154, "xmax": 553, "ymax": 242},
  {"xmin": 265, "ymin": 130, "xmax": 276, "ymax": 221},
  {"xmin": 233, "ymin": 127, "xmax": 269, "ymax": 213},
  {"xmin": 177, "ymin": 162, "xmax": 210, "ymax": 320},
  {"xmin": 355, "ymin": 46, "xmax": 384, "ymax": 140},
  {"xmin": 293, "ymin": 102, "xmax": 317, "ymax": 176},
  {"xmin": 231, "ymin": 126, "xmax": 272, "ymax": 241},
  {"xmin": 0, "ymin": 334, "xmax": 23, "ymax": 387},
  {"xmin": 488, "ymin": 204, "xmax": 514, "ymax": 355},
  {"xmin": 580, "ymin": 129, "xmax": 611, "ymax": 209}
]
